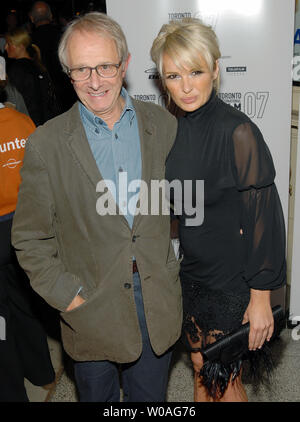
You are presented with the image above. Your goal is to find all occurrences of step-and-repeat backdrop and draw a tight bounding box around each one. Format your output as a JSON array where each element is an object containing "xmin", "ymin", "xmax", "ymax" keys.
[{"xmin": 107, "ymin": 0, "xmax": 296, "ymax": 315}]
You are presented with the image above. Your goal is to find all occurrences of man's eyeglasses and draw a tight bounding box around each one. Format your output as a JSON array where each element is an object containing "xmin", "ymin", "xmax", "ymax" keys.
[{"xmin": 67, "ymin": 62, "xmax": 122, "ymax": 81}]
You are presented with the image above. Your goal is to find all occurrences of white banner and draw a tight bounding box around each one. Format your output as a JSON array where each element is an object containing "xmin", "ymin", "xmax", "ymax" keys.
[
  {"xmin": 107, "ymin": 0, "xmax": 295, "ymax": 309},
  {"xmin": 290, "ymin": 104, "xmax": 300, "ymax": 320},
  {"xmin": 294, "ymin": 0, "xmax": 300, "ymax": 81}
]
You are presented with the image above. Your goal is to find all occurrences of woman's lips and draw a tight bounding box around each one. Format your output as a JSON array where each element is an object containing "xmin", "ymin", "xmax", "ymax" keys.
[{"xmin": 181, "ymin": 96, "xmax": 197, "ymax": 104}]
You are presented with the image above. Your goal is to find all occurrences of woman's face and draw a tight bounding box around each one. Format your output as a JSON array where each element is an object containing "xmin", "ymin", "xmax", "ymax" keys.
[{"xmin": 162, "ymin": 53, "xmax": 218, "ymax": 112}]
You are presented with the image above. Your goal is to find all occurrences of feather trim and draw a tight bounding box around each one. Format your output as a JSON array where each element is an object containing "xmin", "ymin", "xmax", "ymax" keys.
[{"xmin": 199, "ymin": 342, "xmax": 275, "ymax": 399}]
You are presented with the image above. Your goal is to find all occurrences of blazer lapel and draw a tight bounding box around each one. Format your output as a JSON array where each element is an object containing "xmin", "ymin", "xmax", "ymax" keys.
[
  {"xmin": 64, "ymin": 102, "xmax": 129, "ymax": 227},
  {"xmin": 64, "ymin": 101, "xmax": 155, "ymax": 230},
  {"xmin": 132, "ymin": 100, "xmax": 155, "ymax": 230},
  {"xmin": 64, "ymin": 103, "xmax": 102, "ymax": 188}
]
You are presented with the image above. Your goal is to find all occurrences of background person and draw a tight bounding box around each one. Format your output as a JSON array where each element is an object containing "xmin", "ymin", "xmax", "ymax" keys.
[
  {"xmin": 0, "ymin": 59, "xmax": 55, "ymax": 401},
  {"xmin": 151, "ymin": 18, "xmax": 286, "ymax": 402},
  {"xmin": 29, "ymin": 1, "xmax": 77, "ymax": 111},
  {"xmin": 5, "ymin": 27, "xmax": 60, "ymax": 126},
  {"xmin": 0, "ymin": 54, "xmax": 29, "ymax": 115}
]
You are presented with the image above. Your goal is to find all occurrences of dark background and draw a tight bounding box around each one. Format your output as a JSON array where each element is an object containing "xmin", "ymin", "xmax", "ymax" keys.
[{"xmin": 0, "ymin": 0, "xmax": 107, "ymax": 34}]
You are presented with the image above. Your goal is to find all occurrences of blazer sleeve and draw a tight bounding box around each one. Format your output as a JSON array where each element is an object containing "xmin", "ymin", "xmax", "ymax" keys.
[
  {"xmin": 11, "ymin": 138, "xmax": 83, "ymax": 311},
  {"xmin": 231, "ymin": 121, "xmax": 286, "ymax": 290},
  {"xmin": 163, "ymin": 109, "xmax": 178, "ymax": 159}
]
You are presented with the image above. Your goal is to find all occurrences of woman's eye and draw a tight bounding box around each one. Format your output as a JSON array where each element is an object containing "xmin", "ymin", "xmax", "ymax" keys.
[
  {"xmin": 191, "ymin": 70, "xmax": 203, "ymax": 76},
  {"xmin": 166, "ymin": 74, "xmax": 180, "ymax": 80}
]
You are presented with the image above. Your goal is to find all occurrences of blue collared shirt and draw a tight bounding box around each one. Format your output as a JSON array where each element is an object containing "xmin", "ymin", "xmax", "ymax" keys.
[{"xmin": 79, "ymin": 88, "xmax": 141, "ymax": 229}]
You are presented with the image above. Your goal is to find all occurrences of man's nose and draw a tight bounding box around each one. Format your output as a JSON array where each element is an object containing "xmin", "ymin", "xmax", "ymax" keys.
[{"xmin": 88, "ymin": 68, "xmax": 104, "ymax": 88}]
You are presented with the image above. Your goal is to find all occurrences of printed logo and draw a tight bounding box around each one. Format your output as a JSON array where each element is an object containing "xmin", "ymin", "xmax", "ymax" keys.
[
  {"xmin": 219, "ymin": 91, "xmax": 269, "ymax": 119},
  {"xmin": 95, "ymin": 173, "xmax": 205, "ymax": 227},
  {"xmin": 2, "ymin": 158, "xmax": 22, "ymax": 168},
  {"xmin": 226, "ymin": 66, "xmax": 247, "ymax": 76},
  {"xmin": 167, "ymin": 11, "xmax": 218, "ymax": 29},
  {"xmin": 291, "ymin": 316, "xmax": 300, "ymax": 341},
  {"xmin": 193, "ymin": 11, "xmax": 219, "ymax": 29},
  {"xmin": 218, "ymin": 92, "xmax": 242, "ymax": 112},
  {"xmin": 168, "ymin": 12, "xmax": 192, "ymax": 21},
  {"xmin": 292, "ymin": 55, "xmax": 300, "ymax": 81},
  {"xmin": 144, "ymin": 67, "xmax": 159, "ymax": 80},
  {"xmin": 133, "ymin": 94, "xmax": 156, "ymax": 103},
  {"xmin": 0, "ymin": 137, "xmax": 27, "ymax": 153}
]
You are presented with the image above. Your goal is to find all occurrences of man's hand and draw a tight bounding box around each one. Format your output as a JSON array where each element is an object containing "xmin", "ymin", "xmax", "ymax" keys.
[{"xmin": 66, "ymin": 294, "xmax": 86, "ymax": 312}]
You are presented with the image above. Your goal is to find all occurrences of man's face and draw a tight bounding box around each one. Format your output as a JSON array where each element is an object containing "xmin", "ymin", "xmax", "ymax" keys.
[{"xmin": 66, "ymin": 30, "xmax": 130, "ymax": 124}]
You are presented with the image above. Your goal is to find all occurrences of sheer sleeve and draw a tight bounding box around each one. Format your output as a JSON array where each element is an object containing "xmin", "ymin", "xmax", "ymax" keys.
[{"xmin": 232, "ymin": 121, "xmax": 286, "ymax": 290}]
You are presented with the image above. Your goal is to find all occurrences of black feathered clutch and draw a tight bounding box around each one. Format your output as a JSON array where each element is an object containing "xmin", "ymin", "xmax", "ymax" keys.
[{"xmin": 199, "ymin": 305, "xmax": 285, "ymax": 397}]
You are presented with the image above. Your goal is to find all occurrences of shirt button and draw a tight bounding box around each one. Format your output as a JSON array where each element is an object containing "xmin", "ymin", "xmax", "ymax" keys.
[
  {"xmin": 124, "ymin": 283, "xmax": 131, "ymax": 289},
  {"xmin": 115, "ymin": 133, "xmax": 118, "ymax": 140},
  {"xmin": 132, "ymin": 235, "xmax": 137, "ymax": 242},
  {"xmin": 95, "ymin": 128, "xmax": 99, "ymax": 134}
]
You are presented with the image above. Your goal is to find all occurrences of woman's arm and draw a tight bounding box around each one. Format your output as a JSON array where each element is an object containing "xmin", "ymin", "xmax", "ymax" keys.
[{"xmin": 231, "ymin": 121, "xmax": 286, "ymax": 350}]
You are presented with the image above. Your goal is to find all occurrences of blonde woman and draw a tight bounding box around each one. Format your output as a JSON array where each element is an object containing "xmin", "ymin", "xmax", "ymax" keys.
[
  {"xmin": 5, "ymin": 27, "xmax": 59, "ymax": 125},
  {"xmin": 151, "ymin": 18, "xmax": 286, "ymax": 402}
]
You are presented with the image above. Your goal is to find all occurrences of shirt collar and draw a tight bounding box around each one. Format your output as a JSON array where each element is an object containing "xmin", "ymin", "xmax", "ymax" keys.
[{"xmin": 79, "ymin": 87, "xmax": 135, "ymax": 130}]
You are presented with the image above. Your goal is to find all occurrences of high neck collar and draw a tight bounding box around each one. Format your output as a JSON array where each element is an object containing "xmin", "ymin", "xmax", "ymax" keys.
[{"xmin": 185, "ymin": 89, "xmax": 218, "ymax": 119}]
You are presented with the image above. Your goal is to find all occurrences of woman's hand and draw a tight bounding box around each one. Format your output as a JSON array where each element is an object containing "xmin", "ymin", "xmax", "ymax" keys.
[{"xmin": 242, "ymin": 289, "xmax": 274, "ymax": 350}]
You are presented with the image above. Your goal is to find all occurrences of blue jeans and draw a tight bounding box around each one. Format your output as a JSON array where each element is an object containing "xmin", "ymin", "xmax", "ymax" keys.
[{"xmin": 74, "ymin": 271, "xmax": 173, "ymax": 402}]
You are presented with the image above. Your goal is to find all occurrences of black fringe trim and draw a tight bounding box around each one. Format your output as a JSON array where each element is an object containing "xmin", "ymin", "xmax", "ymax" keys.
[{"xmin": 199, "ymin": 342, "xmax": 274, "ymax": 399}]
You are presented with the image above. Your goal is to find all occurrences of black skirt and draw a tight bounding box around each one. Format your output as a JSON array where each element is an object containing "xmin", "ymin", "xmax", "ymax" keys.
[{"xmin": 180, "ymin": 278, "xmax": 276, "ymax": 398}]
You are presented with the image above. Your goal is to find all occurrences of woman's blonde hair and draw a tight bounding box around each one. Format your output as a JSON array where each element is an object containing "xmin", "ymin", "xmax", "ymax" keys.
[
  {"xmin": 58, "ymin": 11, "xmax": 129, "ymax": 73},
  {"xmin": 5, "ymin": 27, "xmax": 43, "ymax": 69},
  {"xmin": 151, "ymin": 18, "xmax": 221, "ymax": 91},
  {"xmin": 6, "ymin": 27, "xmax": 31, "ymax": 49}
]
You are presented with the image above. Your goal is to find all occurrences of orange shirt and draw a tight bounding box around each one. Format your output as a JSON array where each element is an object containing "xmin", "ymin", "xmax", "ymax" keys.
[{"xmin": 0, "ymin": 106, "xmax": 36, "ymax": 217}]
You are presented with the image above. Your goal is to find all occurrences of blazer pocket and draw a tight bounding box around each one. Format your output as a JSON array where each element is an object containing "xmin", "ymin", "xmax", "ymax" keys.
[
  {"xmin": 165, "ymin": 259, "xmax": 180, "ymax": 282},
  {"xmin": 61, "ymin": 286, "xmax": 98, "ymax": 316}
]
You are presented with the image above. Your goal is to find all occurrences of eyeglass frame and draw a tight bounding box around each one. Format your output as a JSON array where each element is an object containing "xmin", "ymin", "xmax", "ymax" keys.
[{"xmin": 66, "ymin": 61, "xmax": 123, "ymax": 81}]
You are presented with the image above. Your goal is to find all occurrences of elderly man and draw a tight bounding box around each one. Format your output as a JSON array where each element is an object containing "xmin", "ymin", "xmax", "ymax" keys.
[{"xmin": 12, "ymin": 12, "xmax": 182, "ymax": 402}]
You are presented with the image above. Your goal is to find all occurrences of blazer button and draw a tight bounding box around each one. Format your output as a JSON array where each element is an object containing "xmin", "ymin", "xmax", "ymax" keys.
[{"xmin": 124, "ymin": 283, "xmax": 131, "ymax": 289}]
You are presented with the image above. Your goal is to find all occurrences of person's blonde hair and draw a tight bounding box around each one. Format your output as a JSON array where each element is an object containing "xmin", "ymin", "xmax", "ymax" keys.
[
  {"xmin": 151, "ymin": 18, "xmax": 221, "ymax": 92},
  {"xmin": 5, "ymin": 27, "xmax": 43, "ymax": 69},
  {"xmin": 58, "ymin": 12, "xmax": 129, "ymax": 73},
  {"xmin": 6, "ymin": 27, "xmax": 31, "ymax": 49}
]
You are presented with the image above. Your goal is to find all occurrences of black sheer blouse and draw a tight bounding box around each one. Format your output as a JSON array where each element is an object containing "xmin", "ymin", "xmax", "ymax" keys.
[{"xmin": 166, "ymin": 91, "xmax": 286, "ymax": 295}]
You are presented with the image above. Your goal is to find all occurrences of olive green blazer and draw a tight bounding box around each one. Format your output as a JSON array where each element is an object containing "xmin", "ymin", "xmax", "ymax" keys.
[{"xmin": 12, "ymin": 100, "xmax": 182, "ymax": 363}]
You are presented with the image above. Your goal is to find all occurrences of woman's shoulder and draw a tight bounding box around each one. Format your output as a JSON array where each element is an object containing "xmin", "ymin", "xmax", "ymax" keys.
[
  {"xmin": 215, "ymin": 97, "xmax": 250, "ymax": 130},
  {"xmin": 8, "ymin": 58, "xmax": 38, "ymax": 77},
  {"xmin": 8, "ymin": 57, "xmax": 31, "ymax": 68}
]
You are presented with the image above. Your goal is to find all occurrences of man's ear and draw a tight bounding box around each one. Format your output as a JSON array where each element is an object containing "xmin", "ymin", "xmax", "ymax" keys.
[{"xmin": 121, "ymin": 53, "xmax": 131, "ymax": 77}]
